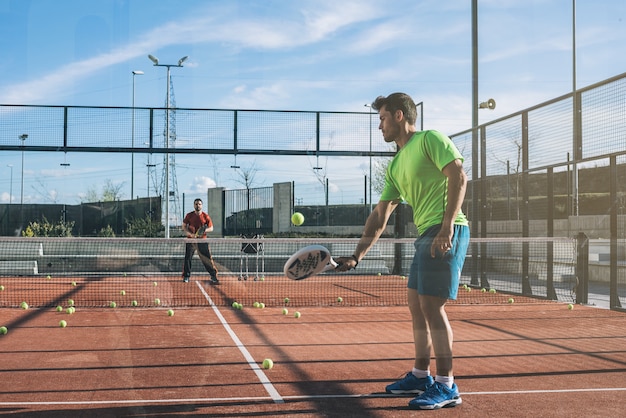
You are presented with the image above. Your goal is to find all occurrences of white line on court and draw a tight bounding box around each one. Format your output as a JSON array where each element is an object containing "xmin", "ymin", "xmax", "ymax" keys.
[
  {"xmin": 195, "ymin": 280, "xmax": 284, "ymax": 404},
  {"xmin": 1, "ymin": 387, "xmax": 625, "ymax": 407}
]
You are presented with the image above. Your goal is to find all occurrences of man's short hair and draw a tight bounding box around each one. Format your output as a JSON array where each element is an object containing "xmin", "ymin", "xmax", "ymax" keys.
[{"xmin": 371, "ymin": 93, "xmax": 417, "ymax": 126}]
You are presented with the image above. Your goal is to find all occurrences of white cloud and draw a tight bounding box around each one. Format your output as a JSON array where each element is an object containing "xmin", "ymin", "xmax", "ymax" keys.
[{"xmin": 190, "ymin": 176, "xmax": 217, "ymax": 194}]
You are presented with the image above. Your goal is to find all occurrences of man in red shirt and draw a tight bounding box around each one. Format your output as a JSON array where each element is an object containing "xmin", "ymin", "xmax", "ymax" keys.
[{"xmin": 181, "ymin": 198, "xmax": 219, "ymax": 284}]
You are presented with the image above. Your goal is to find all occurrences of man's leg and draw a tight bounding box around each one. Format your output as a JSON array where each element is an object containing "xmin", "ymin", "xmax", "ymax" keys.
[
  {"xmin": 418, "ymin": 294, "xmax": 453, "ymax": 377},
  {"xmin": 182, "ymin": 243, "xmax": 195, "ymax": 282},
  {"xmin": 408, "ymin": 288, "xmax": 432, "ymax": 371},
  {"xmin": 197, "ymin": 242, "xmax": 219, "ymax": 283}
]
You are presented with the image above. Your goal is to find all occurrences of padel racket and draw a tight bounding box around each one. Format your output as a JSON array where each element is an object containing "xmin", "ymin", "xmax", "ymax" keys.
[
  {"xmin": 195, "ymin": 224, "xmax": 208, "ymax": 237},
  {"xmin": 283, "ymin": 245, "xmax": 339, "ymax": 280}
]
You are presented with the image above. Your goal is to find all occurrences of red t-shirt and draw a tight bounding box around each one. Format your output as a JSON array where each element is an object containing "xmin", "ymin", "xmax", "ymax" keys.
[{"xmin": 183, "ymin": 211, "xmax": 213, "ymax": 237}]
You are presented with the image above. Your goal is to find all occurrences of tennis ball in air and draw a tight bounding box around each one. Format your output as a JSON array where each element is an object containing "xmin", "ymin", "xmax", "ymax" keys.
[
  {"xmin": 262, "ymin": 358, "xmax": 274, "ymax": 369},
  {"xmin": 337, "ymin": 297, "xmax": 343, "ymax": 303},
  {"xmin": 291, "ymin": 212, "xmax": 304, "ymax": 226},
  {"xmin": 153, "ymin": 281, "xmax": 158, "ymax": 287},
  {"xmin": 120, "ymin": 290, "xmax": 126, "ymax": 296},
  {"xmin": 282, "ymin": 308, "xmax": 288, "ymax": 315},
  {"xmin": 71, "ymin": 281, "xmax": 77, "ymax": 286},
  {"xmin": 59, "ymin": 320, "xmax": 67, "ymax": 328},
  {"xmin": 294, "ymin": 311, "xmax": 301, "ymax": 318},
  {"xmin": 20, "ymin": 302, "xmax": 28, "ymax": 310},
  {"xmin": 56, "ymin": 305, "xmax": 63, "ymax": 312},
  {"xmin": 508, "ymin": 298, "xmax": 514, "ymax": 304},
  {"xmin": 131, "ymin": 300, "xmax": 138, "ymax": 307},
  {"xmin": 568, "ymin": 303, "xmax": 574, "ymax": 310},
  {"xmin": 167, "ymin": 309, "xmax": 174, "ymax": 316},
  {"xmin": 109, "ymin": 301, "xmax": 117, "ymax": 308},
  {"xmin": 0, "ymin": 326, "xmax": 7, "ymax": 335}
]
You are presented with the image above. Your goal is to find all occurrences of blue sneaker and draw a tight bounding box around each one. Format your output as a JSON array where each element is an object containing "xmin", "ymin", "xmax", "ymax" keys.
[
  {"xmin": 385, "ymin": 372, "xmax": 434, "ymax": 394},
  {"xmin": 408, "ymin": 382, "xmax": 462, "ymax": 410}
]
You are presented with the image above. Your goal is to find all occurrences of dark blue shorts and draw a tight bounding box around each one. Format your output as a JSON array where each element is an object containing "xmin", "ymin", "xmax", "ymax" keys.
[{"xmin": 408, "ymin": 224, "xmax": 470, "ymax": 300}]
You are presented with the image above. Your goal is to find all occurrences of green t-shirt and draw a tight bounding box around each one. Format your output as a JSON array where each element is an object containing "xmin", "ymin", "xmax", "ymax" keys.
[{"xmin": 380, "ymin": 130, "xmax": 468, "ymax": 235}]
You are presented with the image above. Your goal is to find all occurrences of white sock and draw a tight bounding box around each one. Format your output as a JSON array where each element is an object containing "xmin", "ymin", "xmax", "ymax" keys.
[
  {"xmin": 435, "ymin": 375, "xmax": 454, "ymax": 388},
  {"xmin": 412, "ymin": 368, "xmax": 430, "ymax": 379}
]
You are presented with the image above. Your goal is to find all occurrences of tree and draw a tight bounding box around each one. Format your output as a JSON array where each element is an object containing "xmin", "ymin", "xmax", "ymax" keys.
[{"xmin": 82, "ymin": 179, "xmax": 125, "ymax": 202}]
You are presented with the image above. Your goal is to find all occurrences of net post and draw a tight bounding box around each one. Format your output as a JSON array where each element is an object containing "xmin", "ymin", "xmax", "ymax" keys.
[{"xmin": 575, "ymin": 232, "xmax": 589, "ymax": 304}]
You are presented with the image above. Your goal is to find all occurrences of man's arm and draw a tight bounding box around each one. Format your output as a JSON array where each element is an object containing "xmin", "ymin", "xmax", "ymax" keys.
[
  {"xmin": 336, "ymin": 199, "xmax": 399, "ymax": 271},
  {"xmin": 430, "ymin": 158, "xmax": 467, "ymax": 257}
]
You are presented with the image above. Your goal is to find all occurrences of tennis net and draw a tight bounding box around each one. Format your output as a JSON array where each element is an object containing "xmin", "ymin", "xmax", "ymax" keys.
[{"xmin": 0, "ymin": 236, "xmax": 580, "ymax": 308}]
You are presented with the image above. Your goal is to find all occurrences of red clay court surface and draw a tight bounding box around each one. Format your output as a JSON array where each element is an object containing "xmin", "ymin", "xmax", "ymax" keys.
[{"xmin": 0, "ymin": 279, "xmax": 625, "ymax": 417}]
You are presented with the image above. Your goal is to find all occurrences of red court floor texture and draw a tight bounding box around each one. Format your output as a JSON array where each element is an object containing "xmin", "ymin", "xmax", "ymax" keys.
[{"xmin": 0, "ymin": 280, "xmax": 625, "ymax": 417}]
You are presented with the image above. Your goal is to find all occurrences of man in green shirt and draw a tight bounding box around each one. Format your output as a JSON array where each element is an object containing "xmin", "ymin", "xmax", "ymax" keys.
[{"xmin": 337, "ymin": 92, "xmax": 469, "ymax": 410}]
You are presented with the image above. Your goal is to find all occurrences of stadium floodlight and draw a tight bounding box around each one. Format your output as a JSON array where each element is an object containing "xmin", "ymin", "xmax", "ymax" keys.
[{"xmin": 148, "ymin": 54, "xmax": 159, "ymax": 65}]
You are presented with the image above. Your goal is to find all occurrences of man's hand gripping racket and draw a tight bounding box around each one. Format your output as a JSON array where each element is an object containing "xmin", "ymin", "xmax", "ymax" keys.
[{"xmin": 283, "ymin": 245, "xmax": 357, "ymax": 280}]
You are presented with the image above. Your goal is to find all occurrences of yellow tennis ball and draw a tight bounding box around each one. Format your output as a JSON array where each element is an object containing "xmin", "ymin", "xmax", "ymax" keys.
[
  {"xmin": 284, "ymin": 297, "xmax": 290, "ymax": 304},
  {"xmin": 294, "ymin": 311, "xmax": 301, "ymax": 318},
  {"xmin": 253, "ymin": 301, "xmax": 260, "ymax": 308},
  {"xmin": 259, "ymin": 302, "xmax": 265, "ymax": 309},
  {"xmin": 489, "ymin": 288, "xmax": 496, "ymax": 294},
  {"xmin": 120, "ymin": 290, "xmax": 126, "ymax": 296},
  {"xmin": 282, "ymin": 308, "xmax": 288, "ymax": 315},
  {"xmin": 291, "ymin": 212, "xmax": 304, "ymax": 226},
  {"xmin": 167, "ymin": 309, "xmax": 174, "ymax": 316},
  {"xmin": 71, "ymin": 281, "xmax": 77, "ymax": 286},
  {"xmin": 262, "ymin": 358, "xmax": 274, "ymax": 369},
  {"xmin": 0, "ymin": 285, "xmax": 4, "ymax": 291},
  {"xmin": 0, "ymin": 326, "xmax": 7, "ymax": 335},
  {"xmin": 109, "ymin": 301, "xmax": 117, "ymax": 308},
  {"xmin": 508, "ymin": 298, "xmax": 514, "ymax": 304},
  {"xmin": 68, "ymin": 299, "xmax": 74, "ymax": 306},
  {"xmin": 59, "ymin": 320, "xmax": 67, "ymax": 328},
  {"xmin": 154, "ymin": 298, "xmax": 161, "ymax": 305},
  {"xmin": 56, "ymin": 305, "xmax": 63, "ymax": 312},
  {"xmin": 337, "ymin": 297, "xmax": 343, "ymax": 303},
  {"xmin": 46, "ymin": 275, "xmax": 51, "ymax": 279},
  {"xmin": 131, "ymin": 300, "xmax": 138, "ymax": 307},
  {"xmin": 481, "ymin": 288, "xmax": 487, "ymax": 292},
  {"xmin": 20, "ymin": 302, "xmax": 28, "ymax": 310},
  {"xmin": 567, "ymin": 303, "xmax": 574, "ymax": 310}
]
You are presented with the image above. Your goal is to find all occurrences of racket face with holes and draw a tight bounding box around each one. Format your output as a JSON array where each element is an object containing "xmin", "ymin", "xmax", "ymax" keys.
[
  {"xmin": 283, "ymin": 245, "xmax": 338, "ymax": 280},
  {"xmin": 195, "ymin": 225, "xmax": 208, "ymax": 237}
]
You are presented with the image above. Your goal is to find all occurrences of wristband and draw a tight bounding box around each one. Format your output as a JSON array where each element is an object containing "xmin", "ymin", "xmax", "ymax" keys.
[{"xmin": 350, "ymin": 255, "xmax": 359, "ymax": 267}]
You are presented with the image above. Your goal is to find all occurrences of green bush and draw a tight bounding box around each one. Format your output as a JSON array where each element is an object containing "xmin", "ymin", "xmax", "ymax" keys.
[
  {"xmin": 125, "ymin": 215, "xmax": 164, "ymax": 237},
  {"xmin": 22, "ymin": 216, "xmax": 74, "ymax": 237}
]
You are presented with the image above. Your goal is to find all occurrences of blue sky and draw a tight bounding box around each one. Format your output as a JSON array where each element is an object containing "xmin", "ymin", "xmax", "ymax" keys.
[{"xmin": 1, "ymin": 0, "xmax": 625, "ymax": 214}]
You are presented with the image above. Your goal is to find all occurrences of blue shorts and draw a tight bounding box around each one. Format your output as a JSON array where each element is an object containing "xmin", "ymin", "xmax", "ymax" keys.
[{"xmin": 408, "ymin": 224, "xmax": 470, "ymax": 300}]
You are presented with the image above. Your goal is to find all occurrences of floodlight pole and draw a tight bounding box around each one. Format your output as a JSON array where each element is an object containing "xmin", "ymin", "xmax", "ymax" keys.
[
  {"xmin": 131, "ymin": 70, "xmax": 144, "ymax": 200},
  {"xmin": 148, "ymin": 54, "xmax": 187, "ymax": 238}
]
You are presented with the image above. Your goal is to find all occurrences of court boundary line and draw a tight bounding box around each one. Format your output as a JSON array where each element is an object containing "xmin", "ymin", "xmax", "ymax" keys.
[
  {"xmin": 0, "ymin": 387, "xmax": 625, "ymax": 407},
  {"xmin": 194, "ymin": 280, "xmax": 284, "ymax": 404}
]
